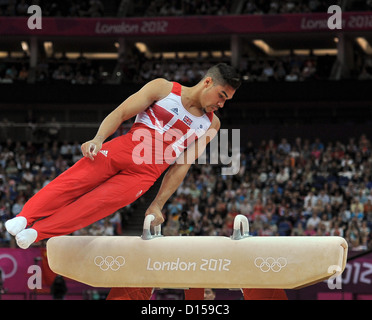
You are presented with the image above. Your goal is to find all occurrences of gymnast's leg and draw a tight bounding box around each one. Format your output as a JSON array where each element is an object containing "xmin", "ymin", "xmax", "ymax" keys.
[
  {"xmin": 5, "ymin": 146, "xmax": 117, "ymax": 237},
  {"xmin": 15, "ymin": 170, "xmax": 153, "ymax": 248}
]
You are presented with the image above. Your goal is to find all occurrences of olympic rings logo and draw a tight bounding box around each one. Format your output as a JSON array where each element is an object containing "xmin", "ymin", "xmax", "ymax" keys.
[
  {"xmin": 254, "ymin": 257, "xmax": 287, "ymax": 273},
  {"xmin": 0, "ymin": 254, "xmax": 18, "ymax": 279},
  {"xmin": 94, "ymin": 256, "xmax": 125, "ymax": 271}
]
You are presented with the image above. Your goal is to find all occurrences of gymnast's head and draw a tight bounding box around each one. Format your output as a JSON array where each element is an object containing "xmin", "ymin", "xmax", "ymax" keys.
[
  {"xmin": 204, "ymin": 63, "xmax": 241, "ymax": 90},
  {"xmin": 199, "ymin": 63, "xmax": 241, "ymax": 113}
]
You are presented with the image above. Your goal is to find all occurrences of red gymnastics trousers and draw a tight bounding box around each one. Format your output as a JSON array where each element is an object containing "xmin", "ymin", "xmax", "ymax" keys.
[{"xmin": 18, "ymin": 133, "xmax": 169, "ymax": 242}]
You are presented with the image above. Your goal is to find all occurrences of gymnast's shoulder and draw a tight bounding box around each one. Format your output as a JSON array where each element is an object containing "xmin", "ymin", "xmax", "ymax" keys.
[{"xmin": 143, "ymin": 78, "xmax": 173, "ymax": 93}]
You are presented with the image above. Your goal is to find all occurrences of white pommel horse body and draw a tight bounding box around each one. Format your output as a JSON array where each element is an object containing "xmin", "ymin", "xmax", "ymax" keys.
[{"xmin": 46, "ymin": 215, "xmax": 348, "ymax": 289}]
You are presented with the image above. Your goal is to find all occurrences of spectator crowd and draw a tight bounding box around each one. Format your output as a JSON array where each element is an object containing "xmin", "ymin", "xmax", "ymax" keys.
[
  {"xmin": 0, "ymin": 51, "xmax": 349, "ymax": 85},
  {"xmin": 0, "ymin": 0, "xmax": 105, "ymax": 17},
  {"xmin": 2, "ymin": 0, "xmax": 369, "ymax": 18},
  {"xmin": 162, "ymin": 134, "xmax": 372, "ymax": 254},
  {"xmin": 0, "ymin": 131, "xmax": 371, "ymax": 253}
]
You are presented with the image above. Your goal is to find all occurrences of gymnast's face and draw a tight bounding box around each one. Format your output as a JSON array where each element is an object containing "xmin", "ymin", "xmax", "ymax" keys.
[{"xmin": 201, "ymin": 77, "xmax": 236, "ymax": 114}]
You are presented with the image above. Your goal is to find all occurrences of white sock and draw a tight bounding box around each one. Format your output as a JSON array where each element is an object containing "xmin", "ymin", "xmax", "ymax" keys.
[
  {"xmin": 16, "ymin": 228, "xmax": 38, "ymax": 249},
  {"xmin": 5, "ymin": 216, "xmax": 27, "ymax": 236}
]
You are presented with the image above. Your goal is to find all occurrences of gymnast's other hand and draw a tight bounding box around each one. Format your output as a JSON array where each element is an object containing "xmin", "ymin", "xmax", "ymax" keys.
[
  {"xmin": 145, "ymin": 203, "xmax": 164, "ymax": 226},
  {"xmin": 81, "ymin": 138, "xmax": 103, "ymax": 161}
]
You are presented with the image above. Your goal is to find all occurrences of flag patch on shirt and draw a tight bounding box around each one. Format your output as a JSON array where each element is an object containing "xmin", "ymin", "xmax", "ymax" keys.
[{"xmin": 183, "ymin": 115, "xmax": 193, "ymax": 126}]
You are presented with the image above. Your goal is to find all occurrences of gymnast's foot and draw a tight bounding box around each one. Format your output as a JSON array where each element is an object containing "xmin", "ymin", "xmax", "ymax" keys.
[
  {"xmin": 16, "ymin": 228, "xmax": 38, "ymax": 249},
  {"xmin": 5, "ymin": 216, "xmax": 27, "ymax": 236}
]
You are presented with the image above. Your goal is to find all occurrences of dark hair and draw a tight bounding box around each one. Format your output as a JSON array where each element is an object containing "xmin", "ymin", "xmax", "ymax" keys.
[{"xmin": 204, "ymin": 63, "xmax": 241, "ymax": 90}]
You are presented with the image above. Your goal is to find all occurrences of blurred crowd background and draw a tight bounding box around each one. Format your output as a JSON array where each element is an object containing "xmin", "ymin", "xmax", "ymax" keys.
[{"xmin": 0, "ymin": 131, "xmax": 371, "ymax": 253}]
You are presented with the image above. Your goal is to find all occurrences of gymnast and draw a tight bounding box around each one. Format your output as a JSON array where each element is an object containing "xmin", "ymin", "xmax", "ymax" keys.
[{"xmin": 5, "ymin": 63, "xmax": 240, "ymax": 249}]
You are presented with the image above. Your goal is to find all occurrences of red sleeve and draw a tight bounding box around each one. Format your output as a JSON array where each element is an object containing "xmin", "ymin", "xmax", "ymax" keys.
[{"xmin": 171, "ymin": 82, "xmax": 182, "ymax": 96}]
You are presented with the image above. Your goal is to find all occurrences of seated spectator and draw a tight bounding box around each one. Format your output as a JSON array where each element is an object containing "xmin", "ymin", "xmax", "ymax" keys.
[
  {"xmin": 364, "ymin": 199, "xmax": 372, "ymax": 221},
  {"xmin": 291, "ymin": 220, "xmax": 305, "ymax": 236},
  {"xmin": 317, "ymin": 221, "xmax": 330, "ymax": 236},
  {"xmin": 304, "ymin": 190, "xmax": 318, "ymax": 207},
  {"xmin": 350, "ymin": 197, "xmax": 364, "ymax": 220},
  {"xmin": 277, "ymin": 138, "xmax": 291, "ymax": 154},
  {"xmin": 285, "ymin": 67, "xmax": 299, "ymax": 82},
  {"xmin": 16, "ymin": 0, "xmax": 28, "ymax": 16},
  {"xmin": 306, "ymin": 210, "xmax": 321, "ymax": 230},
  {"xmin": 346, "ymin": 220, "xmax": 361, "ymax": 248},
  {"xmin": 304, "ymin": 224, "xmax": 317, "ymax": 236},
  {"xmin": 252, "ymin": 198, "xmax": 264, "ymax": 221},
  {"xmin": 330, "ymin": 220, "xmax": 344, "ymax": 237},
  {"xmin": 277, "ymin": 217, "xmax": 292, "ymax": 236}
]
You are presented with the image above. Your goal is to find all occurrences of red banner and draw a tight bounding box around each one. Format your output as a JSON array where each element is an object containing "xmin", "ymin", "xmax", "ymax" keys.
[{"xmin": 0, "ymin": 12, "xmax": 372, "ymax": 38}]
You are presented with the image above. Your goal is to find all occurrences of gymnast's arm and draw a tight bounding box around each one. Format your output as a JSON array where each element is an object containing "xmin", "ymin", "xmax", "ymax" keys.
[
  {"xmin": 81, "ymin": 78, "xmax": 172, "ymax": 160},
  {"xmin": 146, "ymin": 115, "xmax": 221, "ymax": 226}
]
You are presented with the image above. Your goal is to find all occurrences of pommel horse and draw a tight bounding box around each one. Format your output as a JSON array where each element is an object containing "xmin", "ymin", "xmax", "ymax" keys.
[{"xmin": 46, "ymin": 215, "xmax": 347, "ymax": 289}]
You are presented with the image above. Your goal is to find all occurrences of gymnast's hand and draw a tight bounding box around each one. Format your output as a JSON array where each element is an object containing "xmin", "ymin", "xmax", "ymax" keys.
[
  {"xmin": 81, "ymin": 137, "xmax": 103, "ymax": 161},
  {"xmin": 145, "ymin": 202, "xmax": 164, "ymax": 226}
]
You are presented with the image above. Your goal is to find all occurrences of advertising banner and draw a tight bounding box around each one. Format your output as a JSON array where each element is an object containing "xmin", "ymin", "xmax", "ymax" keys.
[
  {"xmin": 0, "ymin": 247, "xmax": 92, "ymax": 299},
  {"xmin": 1, "ymin": 12, "xmax": 372, "ymax": 38},
  {"xmin": 287, "ymin": 250, "xmax": 372, "ymax": 300},
  {"xmin": 0, "ymin": 247, "xmax": 41, "ymax": 293}
]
